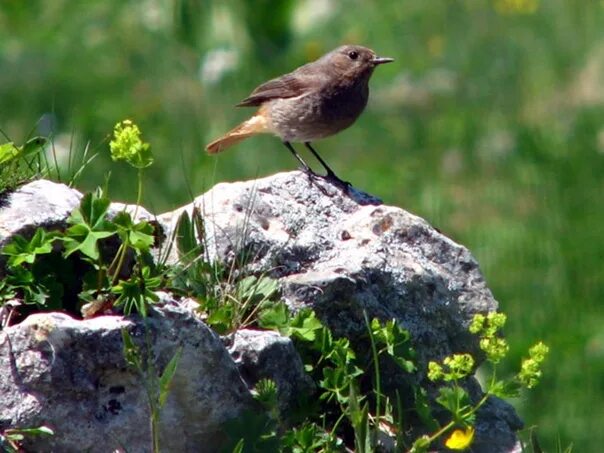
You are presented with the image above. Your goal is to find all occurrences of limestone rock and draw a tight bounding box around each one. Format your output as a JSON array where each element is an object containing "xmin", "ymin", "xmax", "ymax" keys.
[
  {"xmin": 0, "ymin": 303, "xmax": 252, "ymax": 452},
  {"xmin": 159, "ymin": 171, "xmax": 521, "ymax": 452},
  {"xmin": 223, "ymin": 328, "xmax": 314, "ymax": 421},
  {"xmin": 0, "ymin": 174, "xmax": 524, "ymax": 452},
  {"xmin": 160, "ymin": 171, "xmax": 495, "ymax": 363},
  {"xmin": 0, "ymin": 179, "xmax": 157, "ymax": 250},
  {"xmin": 0, "ymin": 180, "xmax": 81, "ymax": 248}
]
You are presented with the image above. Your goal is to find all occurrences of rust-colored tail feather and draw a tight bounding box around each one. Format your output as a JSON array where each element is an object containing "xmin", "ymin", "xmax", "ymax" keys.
[{"xmin": 206, "ymin": 113, "xmax": 270, "ymax": 154}]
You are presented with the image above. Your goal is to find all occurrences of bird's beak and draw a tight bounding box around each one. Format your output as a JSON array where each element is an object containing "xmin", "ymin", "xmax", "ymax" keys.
[{"xmin": 371, "ymin": 56, "xmax": 394, "ymax": 65}]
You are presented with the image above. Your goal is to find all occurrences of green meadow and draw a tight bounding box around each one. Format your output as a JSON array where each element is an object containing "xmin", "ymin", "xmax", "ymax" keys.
[{"xmin": 1, "ymin": 1, "xmax": 602, "ymax": 450}]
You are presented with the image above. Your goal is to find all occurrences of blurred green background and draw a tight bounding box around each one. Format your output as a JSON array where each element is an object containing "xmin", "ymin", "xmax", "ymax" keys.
[{"xmin": 1, "ymin": 0, "xmax": 603, "ymax": 450}]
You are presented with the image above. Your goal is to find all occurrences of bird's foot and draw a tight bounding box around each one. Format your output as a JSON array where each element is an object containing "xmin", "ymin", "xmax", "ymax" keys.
[
  {"xmin": 297, "ymin": 167, "xmax": 330, "ymax": 195},
  {"xmin": 324, "ymin": 171, "xmax": 352, "ymax": 193}
]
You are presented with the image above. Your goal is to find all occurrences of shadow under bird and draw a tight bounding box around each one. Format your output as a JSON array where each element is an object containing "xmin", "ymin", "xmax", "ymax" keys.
[{"xmin": 206, "ymin": 44, "xmax": 393, "ymax": 187}]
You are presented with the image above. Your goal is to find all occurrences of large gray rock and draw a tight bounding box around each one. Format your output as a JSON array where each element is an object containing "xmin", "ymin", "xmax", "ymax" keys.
[
  {"xmin": 0, "ymin": 174, "xmax": 523, "ymax": 452},
  {"xmin": 159, "ymin": 171, "xmax": 522, "ymax": 452},
  {"xmin": 161, "ymin": 171, "xmax": 494, "ymax": 363},
  {"xmin": 0, "ymin": 303, "xmax": 252, "ymax": 452}
]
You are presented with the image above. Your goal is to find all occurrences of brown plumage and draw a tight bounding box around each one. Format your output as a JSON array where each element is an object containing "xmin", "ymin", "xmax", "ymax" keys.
[{"xmin": 206, "ymin": 45, "xmax": 393, "ymax": 184}]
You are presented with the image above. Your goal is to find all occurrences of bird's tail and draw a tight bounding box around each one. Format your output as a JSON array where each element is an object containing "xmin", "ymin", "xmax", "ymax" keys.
[{"xmin": 206, "ymin": 111, "xmax": 271, "ymax": 154}]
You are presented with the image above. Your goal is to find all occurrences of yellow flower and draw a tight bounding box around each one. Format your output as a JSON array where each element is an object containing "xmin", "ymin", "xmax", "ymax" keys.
[{"xmin": 445, "ymin": 427, "xmax": 475, "ymax": 450}]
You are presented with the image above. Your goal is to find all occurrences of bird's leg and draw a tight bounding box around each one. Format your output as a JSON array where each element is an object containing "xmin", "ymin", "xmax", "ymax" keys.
[
  {"xmin": 282, "ymin": 141, "xmax": 316, "ymax": 175},
  {"xmin": 304, "ymin": 142, "xmax": 351, "ymax": 188},
  {"xmin": 282, "ymin": 141, "xmax": 333, "ymax": 194}
]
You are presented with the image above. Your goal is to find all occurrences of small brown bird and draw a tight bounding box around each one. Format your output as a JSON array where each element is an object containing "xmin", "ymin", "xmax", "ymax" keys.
[{"xmin": 206, "ymin": 44, "xmax": 393, "ymax": 185}]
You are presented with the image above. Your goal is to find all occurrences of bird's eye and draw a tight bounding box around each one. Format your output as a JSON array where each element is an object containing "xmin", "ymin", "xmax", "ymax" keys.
[{"xmin": 347, "ymin": 50, "xmax": 359, "ymax": 60}]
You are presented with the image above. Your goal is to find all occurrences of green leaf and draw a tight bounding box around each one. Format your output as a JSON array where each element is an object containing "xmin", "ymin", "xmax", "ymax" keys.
[
  {"xmin": 319, "ymin": 364, "xmax": 361, "ymax": 405},
  {"xmin": 287, "ymin": 309, "xmax": 324, "ymax": 342},
  {"xmin": 0, "ymin": 141, "xmax": 19, "ymax": 165},
  {"xmin": 206, "ymin": 303, "xmax": 234, "ymax": 334},
  {"xmin": 348, "ymin": 384, "xmax": 372, "ymax": 453},
  {"xmin": 7, "ymin": 426, "xmax": 54, "ymax": 437},
  {"xmin": 236, "ymin": 275, "xmax": 258, "ymax": 299},
  {"xmin": 488, "ymin": 379, "xmax": 521, "ymax": 399},
  {"xmin": 113, "ymin": 212, "xmax": 155, "ymax": 252},
  {"xmin": 436, "ymin": 386, "xmax": 474, "ymax": 425},
  {"xmin": 20, "ymin": 136, "xmax": 48, "ymax": 157},
  {"xmin": 257, "ymin": 302, "xmax": 290, "ymax": 330},
  {"xmin": 175, "ymin": 210, "xmax": 196, "ymax": 260},
  {"xmin": 0, "ymin": 137, "xmax": 46, "ymax": 165},
  {"xmin": 121, "ymin": 329, "xmax": 141, "ymax": 369},
  {"xmin": 371, "ymin": 318, "xmax": 416, "ymax": 372},
  {"xmin": 158, "ymin": 347, "xmax": 182, "ymax": 408},
  {"xmin": 252, "ymin": 378, "xmax": 279, "ymax": 412},
  {"xmin": 409, "ymin": 435, "xmax": 431, "ymax": 453},
  {"xmin": 2, "ymin": 228, "xmax": 57, "ymax": 267},
  {"xmin": 70, "ymin": 189, "xmax": 111, "ymax": 229},
  {"xmin": 128, "ymin": 225, "xmax": 155, "ymax": 251},
  {"xmin": 63, "ymin": 190, "xmax": 116, "ymax": 260},
  {"xmin": 414, "ymin": 387, "xmax": 438, "ymax": 431},
  {"xmin": 112, "ymin": 266, "xmax": 160, "ymax": 316},
  {"xmin": 231, "ymin": 439, "xmax": 244, "ymax": 453},
  {"xmin": 253, "ymin": 275, "xmax": 279, "ymax": 299}
]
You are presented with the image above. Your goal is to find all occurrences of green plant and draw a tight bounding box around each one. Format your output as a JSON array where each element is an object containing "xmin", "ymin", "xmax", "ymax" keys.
[
  {"xmin": 167, "ymin": 206, "xmax": 280, "ymax": 334},
  {"xmin": 0, "ymin": 189, "xmax": 157, "ymax": 319},
  {"xmin": 1, "ymin": 228, "xmax": 65, "ymax": 309},
  {"xmin": 410, "ymin": 312, "xmax": 550, "ymax": 452},
  {"xmin": 255, "ymin": 305, "xmax": 417, "ymax": 451},
  {"xmin": 0, "ymin": 136, "xmax": 47, "ymax": 193},
  {"xmin": 0, "ymin": 425, "xmax": 53, "ymax": 453},
  {"xmin": 121, "ymin": 328, "xmax": 182, "ymax": 453},
  {"xmin": 0, "ymin": 132, "xmax": 98, "ymax": 192},
  {"xmin": 109, "ymin": 120, "xmax": 153, "ymax": 213},
  {"xmin": 0, "ymin": 120, "xmax": 159, "ymax": 321},
  {"xmin": 237, "ymin": 305, "xmax": 549, "ymax": 452}
]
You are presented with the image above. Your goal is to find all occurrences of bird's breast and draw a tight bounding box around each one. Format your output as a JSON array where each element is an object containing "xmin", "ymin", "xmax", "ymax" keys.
[{"xmin": 267, "ymin": 83, "xmax": 369, "ymax": 142}]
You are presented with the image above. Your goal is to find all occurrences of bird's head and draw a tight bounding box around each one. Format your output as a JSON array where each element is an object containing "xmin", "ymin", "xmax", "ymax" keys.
[{"xmin": 323, "ymin": 45, "xmax": 394, "ymax": 81}]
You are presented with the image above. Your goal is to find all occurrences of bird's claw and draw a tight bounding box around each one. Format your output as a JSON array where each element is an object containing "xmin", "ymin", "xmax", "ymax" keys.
[{"xmin": 325, "ymin": 172, "xmax": 352, "ymax": 191}]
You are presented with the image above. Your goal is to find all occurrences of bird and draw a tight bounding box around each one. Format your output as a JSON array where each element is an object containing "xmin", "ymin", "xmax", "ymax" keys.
[{"xmin": 205, "ymin": 44, "xmax": 393, "ymax": 186}]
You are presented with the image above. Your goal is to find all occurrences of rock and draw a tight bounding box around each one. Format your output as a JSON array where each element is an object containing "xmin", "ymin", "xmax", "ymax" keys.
[
  {"xmin": 159, "ymin": 171, "xmax": 520, "ymax": 451},
  {"xmin": 0, "ymin": 180, "xmax": 164, "ymax": 298},
  {"xmin": 160, "ymin": 171, "xmax": 495, "ymax": 363},
  {"xmin": 0, "ymin": 179, "xmax": 158, "ymax": 250},
  {"xmin": 473, "ymin": 397, "xmax": 524, "ymax": 453},
  {"xmin": 0, "ymin": 174, "xmax": 523, "ymax": 452},
  {"xmin": 0, "ymin": 303, "xmax": 252, "ymax": 452},
  {"xmin": 0, "ymin": 180, "xmax": 81, "ymax": 248},
  {"xmin": 223, "ymin": 329, "xmax": 314, "ymax": 421}
]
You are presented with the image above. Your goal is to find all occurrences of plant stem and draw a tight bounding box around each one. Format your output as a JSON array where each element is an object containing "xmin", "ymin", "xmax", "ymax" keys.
[
  {"xmin": 109, "ymin": 242, "xmax": 129, "ymax": 285},
  {"xmin": 134, "ymin": 167, "xmax": 143, "ymax": 218},
  {"xmin": 426, "ymin": 420, "xmax": 457, "ymax": 445},
  {"xmin": 364, "ymin": 311, "xmax": 381, "ymax": 446}
]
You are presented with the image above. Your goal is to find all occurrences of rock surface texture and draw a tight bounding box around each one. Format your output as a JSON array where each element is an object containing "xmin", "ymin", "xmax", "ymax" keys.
[
  {"xmin": 0, "ymin": 303, "xmax": 252, "ymax": 453},
  {"xmin": 161, "ymin": 172, "xmax": 496, "ymax": 363},
  {"xmin": 0, "ymin": 174, "xmax": 523, "ymax": 452}
]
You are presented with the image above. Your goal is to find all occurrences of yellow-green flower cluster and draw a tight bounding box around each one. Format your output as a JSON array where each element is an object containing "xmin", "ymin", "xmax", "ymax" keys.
[
  {"xmin": 469, "ymin": 312, "xmax": 506, "ymax": 336},
  {"xmin": 518, "ymin": 342, "xmax": 549, "ymax": 388},
  {"xmin": 109, "ymin": 120, "xmax": 153, "ymax": 169},
  {"xmin": 469, "ymin": 312, "xmax": 509, "ymax": 364},
  {"xmin": 428, "ymin": 353, "xmax": 474, "ymax": 382},
  {"xmin": 493, "ymin": 0, "xmax": 539, "ymax": 15}
]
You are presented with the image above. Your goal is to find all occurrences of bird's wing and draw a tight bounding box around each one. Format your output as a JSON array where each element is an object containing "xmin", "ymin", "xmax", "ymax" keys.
[{"xmin": 236, "ymin": 70, "xmax": 320, "ymax": 107}]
